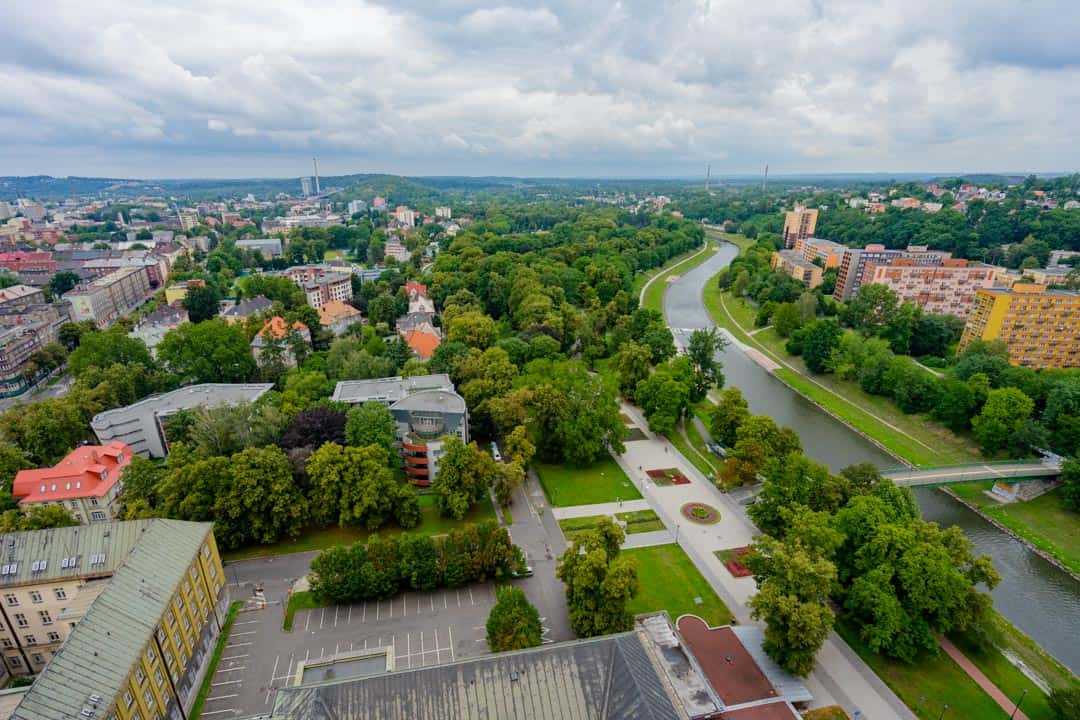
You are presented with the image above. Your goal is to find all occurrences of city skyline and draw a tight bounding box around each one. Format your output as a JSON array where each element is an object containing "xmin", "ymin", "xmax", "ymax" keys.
[{"xmin": 4, "ymin": 1, "xmax": 1080, "ymax": 178}]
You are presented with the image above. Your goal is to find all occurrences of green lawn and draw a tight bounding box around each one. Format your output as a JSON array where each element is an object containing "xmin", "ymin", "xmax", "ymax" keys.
[
  {"xmin": 704, "ymin": 228, "xmax": 756, "ymax": 252},
  {"xmin": 535, "ymin": 456, "xmax": 641, "ymax": 507},
  {"xmin": 632, "ymin": 244, "xmax": 708, "ymax": 298},
  {"xmin": 224, "ymin": 494, "xmax": 497, "ymax": 561},
  {"xmin": 835, "ymin": 619, "xmax": 1010, "ymax": 720},
  {"xmin": 950, "ymin": 629, "xmax": 1061, "ymax": 720},
  {"xmin": 702, "ymin": 280, "xmax": 980, "ymax": 467},
  {"xmin": 191, "ymin": 601, "xmax": 243, "ymax": 719},
  {"xmin": 624, "ymin": 544, "xmax": 733, "ymax": 627},
  {"xmin": 558, "ymin": 510, "xmax": 663, "ymax": 542},
  {"xmin": 283, "ymin": 590, "xmax": 323, "ymax": 632},
  {"xmin": 640, "ymin": 243, "xmax": 717, "ymax": 314},
  {"xmin": 949, "ymin": 484, "xmax": 1080, "ymax": 576}
]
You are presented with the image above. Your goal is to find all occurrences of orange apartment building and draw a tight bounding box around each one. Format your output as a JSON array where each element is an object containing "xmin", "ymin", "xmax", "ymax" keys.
[
  {"xmin": 782, "ymin": 208, "xmax": 818, "ymax": 249},
  {"xmin": 864, "ymin": 257, "xmax": 996, "ymax": 316},
  {"xmin": 959, "ymin": 284, "xmax": 1080, "ymax": 368}
]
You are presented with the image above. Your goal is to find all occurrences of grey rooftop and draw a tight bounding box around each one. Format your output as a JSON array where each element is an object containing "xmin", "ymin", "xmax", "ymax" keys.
[{"xmin": 331, "ymin": 374, "xmax": 455, "ymax": 404}]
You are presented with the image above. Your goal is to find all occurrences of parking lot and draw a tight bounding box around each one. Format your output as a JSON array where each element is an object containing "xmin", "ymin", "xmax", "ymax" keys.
[{"xmin": 200, "ymin": 583, "xmax": 513, "ymax": 717}]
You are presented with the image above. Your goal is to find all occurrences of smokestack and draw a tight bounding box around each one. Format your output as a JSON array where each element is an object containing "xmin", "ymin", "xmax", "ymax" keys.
[
  {"xmin": 705, "ymin": 164, "xmax": 711, "ymax": 192},
  {"xmin": 313, "ymin": 157, "xmax": 321, "ymax": 194},
  {"xmin": 762, "ymin": 163, "xmax": 769, "ymax": 192}
]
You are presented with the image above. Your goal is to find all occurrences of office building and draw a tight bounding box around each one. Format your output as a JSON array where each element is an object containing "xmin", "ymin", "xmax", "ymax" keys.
[
  {"xmin": 332, "ymin": 375, "xmax": 468, "ymax": 486},
  {"xmin": 235, "ymin": 238, "xmax": 283, "ymax": 259},
  {"xmin": 833, "ymin": 244, "xmax": 952, "ymax": 301},
  {"xmin": 863, "ymin": 257, "xmax": 996, "ymax": 316},
  {"xmin": 782, "ymin": 208, "xmax": 817, "ymax": 249},
  {"xmin": 12, "ymin": 442, "xmax": 132, "ymax": 524},
  {"xmin": 792, "ymin": 237, "xmax": 845, "ymax": 269},
  {"xmin": 90, "ymin": 384, "xmax": 274, "ymax": 457},
  {"xmin": 9, "ymin": 519, "xmax": 225, "ymax": 720},
  {"xmin": 63, "ymin": 267, "xmax": 152, "ymax": 328},
  {"xmin": 770, "ymin": 250, "xmax": 823, "ymax": 289},
  {"xmin": 959, "ymin": 284, "xmax": 1080, "ymax": 368}
]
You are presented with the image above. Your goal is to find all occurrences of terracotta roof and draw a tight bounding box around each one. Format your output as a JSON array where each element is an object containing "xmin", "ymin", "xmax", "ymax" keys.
[
  {"xmin": 318, "ymin": 300, "xmax": 361, "ymax": 326},
  {"xmin": 260, "ymin": 315, "xmax": 308, "ymax": 339},
  {"xmin": 402, "ymin": 327, "xmax": 441, "ymax": 359},
  {"xmin": 12, "ymin": 441, "xmax": 132, "ymax": 504},
  {"xmin": 405, "ymin": 280, "xmax": 428, "ymax": 298}
]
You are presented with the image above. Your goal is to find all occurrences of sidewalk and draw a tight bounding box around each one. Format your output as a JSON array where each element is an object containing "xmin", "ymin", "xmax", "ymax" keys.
[
  {"xmin": 551, "ymin": 499, "xmax": 652, "ymax": 519},
  {"xmin": 939, "ymin": 637, "xmax": 1030, "ymax": 720}
]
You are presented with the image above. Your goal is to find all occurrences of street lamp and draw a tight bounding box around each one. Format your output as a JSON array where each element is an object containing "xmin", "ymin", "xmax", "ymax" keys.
[
  {"xmin": 1009, "ymin": 689, "xmax": 1028, "ymax": 719},
  {"xmin": 938, "ymin": 703, "xmax": 949, "ymax": 720}
]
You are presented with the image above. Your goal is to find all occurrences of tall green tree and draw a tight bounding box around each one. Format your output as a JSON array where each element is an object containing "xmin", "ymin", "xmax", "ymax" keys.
[
  {"xmin": 845, "ymin": 283, "xmax": 900, "ymax": 336},
  {"xmin": 556, "ymin": 518, "xmax": 639, "ymax": 638},
  {"xmin": 686, "ymin": 327, "xmax": 727, "ymax": 400},
  {"xmin": 435, "ymin": 436, "xmax": 496, "ymax": 519},
  {"xmin": 157, "ymin": 319, "xmax": 256, "ymax": 384},
  {"xmin": 612, "ymin": 341, "xmax": 653, "ymax": 400},
  {"xmin": 182, "ymin": 283, "xmax": 224, "ymax": 323},
  {"xmin": 68, "ymin": 329, "xmax": 153, "ymax": 376},
  {"xmin": 709, "ymin": 386, "xmax": 750, "ymax": 447},
  {"xmin": 306, "ymin": 443, "xmax": 418, "ymax": 529},
  {"xmin": 487, "ymin": 586, "xmax": 542, "ymax": 652},
  {"xmin": 972, "ymin": 387, "xmax": 1035, "ymax": 456},
  {"xmin": 345, "ymin": 401, "xmax": 398, "ymax": 454}
]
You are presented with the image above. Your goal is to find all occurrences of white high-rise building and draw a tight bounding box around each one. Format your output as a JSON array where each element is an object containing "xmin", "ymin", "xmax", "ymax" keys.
[{"xmin": 301, "ymin": 176, "xmax": 314, "ymax": 196}]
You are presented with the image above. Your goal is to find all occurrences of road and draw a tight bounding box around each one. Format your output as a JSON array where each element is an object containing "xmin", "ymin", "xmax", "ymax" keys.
[{"xmin": 0, "ymin": 372, "xmax": 74, "ymax": 411}]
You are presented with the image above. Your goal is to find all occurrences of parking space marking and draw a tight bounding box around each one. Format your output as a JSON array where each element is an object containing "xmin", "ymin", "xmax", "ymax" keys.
[
  {"xmin": 347, "ymin": 604, "xmax": 352, "ymax": 624},
  {"xmin": 206, "ymin": 694, "xmax": 238, "ymax": 701},
  {"xmin": 304, "ymin": 610, "xmax": 310, "ymax": 632},
  {"xmin": 449, "ymin": 625, "xmax": 455, "ymax": 660},
  {"xmin": 319, "ymin": 607, "xmax": 325, "ymax": 629},
  {"xmin": 468, "ymin": 587, "xmax": 475, "ymax": 605},
  {"xmin": 234, "ymin": 620, "xmax": 259, "ymax": 625},
  {"xmin": 200, "ymin": 709, "xmax": 236, "ymax": 716},
  {"xmin": 455, "ymin": 589, "xmax": 461, "ymax": 607},
  {"xmin": 430, "ymin": 594, "xmax": 435, "ymax": 612},
  {"xmin": 443, "ymin": 591, "xmax": 448, "ymax": 609},
  {"xmin": 333, "ymin": 606, "xmax": 339, "ymax": 628},
  {"xmin": 402, "ymin": 593, "xmax": 407, "ymax": 617},
  {"xmin": 225, "ymin": 642, "xmax": 252, "ymax": 648},
  {"xmin": 231, "ymin": 631, "xmax": 257, "ymax": 636},
  {"xmin": 212, "ymin": 680, "xmax": 243, "ymax": 686},
  {"xmin": 221, "ymin": 654, "xmax": 248, "ymax": 661}
]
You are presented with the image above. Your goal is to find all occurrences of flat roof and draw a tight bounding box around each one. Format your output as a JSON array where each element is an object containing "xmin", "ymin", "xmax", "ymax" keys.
[
  {"xmin": 720, "ymin": 701, "xmax": 800, "ymax": 719},
  {"xmin": 91, "ymin": 383, "xmax": 274, "ymax": 427},
  {"xmin": 676, "ymin": 616, "xmax": 777, "ymax": 707},
  {"xmin": 331, "ymin": 374, "xmax": 454, "ymax": 404}
]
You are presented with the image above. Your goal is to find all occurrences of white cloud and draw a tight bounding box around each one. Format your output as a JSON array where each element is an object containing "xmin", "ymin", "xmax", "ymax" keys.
[{"xmin": 1, "ymin": 0, "xmax": 1078, "ymax": 176}]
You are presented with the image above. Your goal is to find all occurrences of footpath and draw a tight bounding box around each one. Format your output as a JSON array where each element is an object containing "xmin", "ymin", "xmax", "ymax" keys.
[{"xmin": 939, "ymin": 638, "xmax": 1030, "ymax": 720}]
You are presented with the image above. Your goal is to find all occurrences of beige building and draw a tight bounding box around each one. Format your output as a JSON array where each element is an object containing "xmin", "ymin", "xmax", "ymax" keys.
[
  {"xmin": 864, "ymin": 258, "xmax": 997, "ymax": 316},
  {"xmin": 9, "ymin": 519, "xmax": 225, "ymax": 720},
  {"xmin": 63, "ymin": 267, "xmax": 152, "ymax": 328},
  {"xmin": 782, "ymin": 208, "xmax": 818, "ymax": 249},
  {"xmin": 771, "ymin": 250, "xmax": 823, "ymax": 289},
  {"xmin": 793, "ymin": 237, "xmax": 845, "ymax": 269}
]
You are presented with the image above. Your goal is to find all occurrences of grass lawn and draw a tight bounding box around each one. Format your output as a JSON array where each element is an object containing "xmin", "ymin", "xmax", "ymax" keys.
[
  {"xmin": 666, "ymin": 426, "xmax": 716, "ymax": 479},
  {"xmin": 802, "ymin": 708, "xmax": 849, "ymax": 720},
  {"xmin": 191, "ymin": 601, "xmax": 243, "ymax": 719},
  {"xmin": 323, "ymin": 248, "xmax": 343, "ymax": 260},
  {"xmin": 624, "ymin": 544, "xmax": 733, "ymax": 627},
  {"xmin": 704, "ymin": 228, "xmax": 755, "ymax": 252},
  {"xmin": 835, "ymin": 619, "xmax": 1010, "ymax": 720},
  {"xmin": 224, "ymin": 494, "xmax": 497, "ymax": 561},
  {"xmin": 632, "ymin": 244, "xmax": 708, "ymax": 298},
  {"xmin": 558, "ymin": 510, "xmax": 664, "ymax": 541},
  {"xmin": 535, "ymin": 456, "xmax": 641, "ymax": 507},
  {"xmin": 949, "ymin": 483, "xmax": 1080, "ymax": 576},
  {"xmin": 702, "ymin": 280, "xmax": 979, "ymax": 467},
  {"xmin": 640, "ymin": 243, "xmax": 717, "ymax": 313},
  {"xmin": 950, "ymin": 629, "xmax": 1061, "ymax": 720},
  {"xmin": 283, "ymin": 590, "xmax": 323, "ymax": 632}
]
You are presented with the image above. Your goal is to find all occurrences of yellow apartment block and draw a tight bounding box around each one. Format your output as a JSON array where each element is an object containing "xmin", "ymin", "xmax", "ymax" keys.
[
  {"xmin": 10, "ymin": 519, "xmax": 226, "ymax": 720},
  {"xmin": 771, "ymin": 250, "xmax": 824, "ymax": 289},
  {"xmin": 959, "ymin": 284, "xmax": 1080, "ymax": 368}
]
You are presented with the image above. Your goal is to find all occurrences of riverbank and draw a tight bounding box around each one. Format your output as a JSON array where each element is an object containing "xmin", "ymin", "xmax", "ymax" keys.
[
  {"xmin": 944, "ymin": 484, "xmax": 1080, "ymax": 580},
  {"xmin": 701, "ymin": 259, "xmax": 982, "ymax": 467},
  {"xmin": 638, "ymin": 240, "xmax": 717, "ymax": 312}
]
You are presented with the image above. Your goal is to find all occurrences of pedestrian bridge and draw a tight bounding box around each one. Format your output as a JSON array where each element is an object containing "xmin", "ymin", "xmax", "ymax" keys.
[{"xmin": 882, "ymin": 460, "xmax": 1062, "ymax": 487}]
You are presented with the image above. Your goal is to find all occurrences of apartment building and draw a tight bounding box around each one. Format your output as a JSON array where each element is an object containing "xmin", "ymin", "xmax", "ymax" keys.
[
  {"xmin": 128, "ymin": 304, "xmax": 188, "ymax": 357},
  {"xmin": 770, "ymin": 250, "xmax": 823, "ymax": 289},
  {"xmin": 332, "ymin": 375, "xmax": 469, "ymax": 486},
  {"xmin": 0, "ymin": 322, "xmax": 59, "ymax": 397},
  {"xmin": 435, "ymin": 206, "xmax": 452, "ymax": 220},
  {"xmin": 10, "ymin": 519, "xmax": 225, "ymax": 720},
  {"xmin": 12, "ymin": 442, "xmax": 132, "ymax": 524},
  {"xmin": 317, "ymin": 300, "xmax": 361, "ymax": 336},
  {"xmin": 864, "ymin": 257, "xmax": 996, "ymax": 316},
  {"xmin": 0, "ymin": 253, "xmax": 56, "ymax": 274},
  {"xmin": 959, "ymin": 284, "xmax": 1080, "ymax": 369},
  {"xmin": 0, "ymin": 286, "xmax": 46, "ymax": 313},
  {"xmin": 282, "ymin": 266, "xmax": 352, "ymax": 309},
  {"xmin": 782, "ymin": 208, "xmax": 818, "ymax": 249},
  {"xmin": 63, "ymin": 267, "xmax": 152, "ymax": 328},
  {"xmin": 393, "ymin": 206, "xmax": 417, "ymax": 227},
  {"xmin": 833, "ymin": 244, "xmax": 952, "ymax": 301},
  {"xmin": 177, "ymin": 208, "xmax": 200, "ymax": 231},
  {"xmin": 792, "ymin": 237, "xmax": 846, "ymax": 269},
  {"xmin": 235, "ymin": 238, "xmax": 282, "ymax": 259}
]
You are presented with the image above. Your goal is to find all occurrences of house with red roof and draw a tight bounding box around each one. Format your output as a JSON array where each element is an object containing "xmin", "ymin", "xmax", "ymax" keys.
[
  {"xmin": 251, "ymin": 316, "xmax": 312, "ymax": 369},
  {"xmin": 12, "ymin": 441, "xmax": 132, "ymax": 524}
]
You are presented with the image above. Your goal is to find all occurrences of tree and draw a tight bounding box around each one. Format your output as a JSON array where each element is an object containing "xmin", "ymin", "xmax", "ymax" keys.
[
  {"xmin": 881, "ymin": 301, "xmax": 921, "ymax": 355},
  {"xmin": 641, "ymin": 325, "xmax": 676, "ymax": 364},
  {"xmin": 612, "ymin": 341, "xmax": 652, "ymax": 400},
  {"xmin": 749, "ymin": 454, "xmax": 845, "ymax": 537},
  {"xmin": 436, "ymin": 436, "xmax": 496, "ymax": 519},
  {"xmin": 795, "ymin": 319, "xmax": 843, "ymax": 374},
  {"xmin": 486, "ymin": 585, "xmax": 542, "ymax": 652},
  {"xmin": 0, "ymin": 505, "xmax": 79, "ymax": 532},
  {"xmin": 118, "ymin": 455, "xmax": 166, "ymax": 512},
  {"xmin": 932, "ymin": 378, "xmax": 977, "ymax": 432},
  {"xmin": 280, "ymin": 407, "xmax": 347, "ymax": 449},
  {"xmin": 213, "ymin": 446, "xmax": 307, "ymax": 549},
  {"xmin": 58, "ymin": 320, "xmax": 96, "ymax": 351},
  {"xmin": 187, "ymin": 401, "xmax": 287, "ymax": 458},
  {"xmin": 447, "ymin": 311, "xmax": 496, "ymax": 349},
  {"xmin": 910, "ymin": 314, "xmax": 964, "ymax": 357},
  {"xmin": 686, "ymin": 328, "xmax": 727, "ymax": 400},
  {"xmin": 182, "ymin": 283, "xmax": 223, "ymax": 323},
  {"xmin": 157, "ymin": 319, "xmax": 256, "ymax": 384},
  {"xmin": 727, "ymin": 415, "xmax": 802, "ymax": 485},
  {"xmin": 796, "ymin": 291, "xmax": 818, "ymax": 324},
  {"xmin": 49, "ymin": 271, "xmax": 80, "ymax": 298},
  {"xmin": 0, "ymin": 398, "xmax": 88, "ymax": 466},
  {"xmin": 972, "ymin": 387, "xmax": 1035, "ymax": 456},
  {"xmin": 69, "ymin": 330, "xmax": 153, "ymax": 376},
  {"xmin": 503, "ymin": 425, "xmax": 535, "ymax": 467},
  {"xmin": 635, "ymin": 357, "xmax": 694, "ymax": 435},
  {"xmin": 772, "ymin": 303, "xmax": 802, "ymax": 338},
  {"xmin": 306, "ymin": 443, "xmax": 416, "ymax": 529},
  {"xmin": 556, "ymin": 518, "xmax": 639, "ymax": 638},
  {"xmin": 709, "ymin": 386, "xmax": 749, "ymax": 447},
  {"xmin": 345, "ymin": 401, "xmax": 398, "ymax": 454},
  {"xmin": 1061, "ymin": 458, "xmax": 1080, "ymax": 513},
  {"xmin": 493, "ymin": 461, "xmax": 525, "ymax": 507},
  {"xmin": 1048, "ymin": 687, "xmax": 1080, "ymax": 720},
  {"xmin": 845, "ymin": 283, "xmax": 900, "ymax": 336}
]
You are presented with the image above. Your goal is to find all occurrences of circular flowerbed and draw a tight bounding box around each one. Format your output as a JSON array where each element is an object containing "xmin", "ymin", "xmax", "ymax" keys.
[{"xmin": 680, "ymin": 502, "xmax": 720, "ymax": 525}]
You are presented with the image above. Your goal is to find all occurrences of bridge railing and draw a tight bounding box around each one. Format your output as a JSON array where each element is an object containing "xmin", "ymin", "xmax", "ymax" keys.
[{"xmin": 880, "ymin": 459, "xmax": 1054, "ymax": 473}]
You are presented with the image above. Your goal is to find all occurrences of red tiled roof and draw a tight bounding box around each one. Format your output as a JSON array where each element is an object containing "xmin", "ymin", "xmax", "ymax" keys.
[
  {"xmin": 12, "ymin": 441, "xmax": 132, "ymax": 504},
  {"xmin": 403, "ymin": 328, "xmax": 441, "ymax": 359},
  {"xmin": 259, "ymin": 316, "xmax": 308, "ymax": 339},
  {"xmin": 405, "ymin": 280, "xmax": 428, "ymax": 298}
]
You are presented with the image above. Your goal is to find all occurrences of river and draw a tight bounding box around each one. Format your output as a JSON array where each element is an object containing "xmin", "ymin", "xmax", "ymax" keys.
[{"xmin": 664, "ymin": 244, "xmax": 1080, "ymax": 674}]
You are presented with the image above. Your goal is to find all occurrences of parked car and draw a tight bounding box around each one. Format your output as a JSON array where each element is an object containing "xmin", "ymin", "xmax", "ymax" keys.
[{"xmin": 491, "ymin": 441, "xmax": 502, "ymax": 462}]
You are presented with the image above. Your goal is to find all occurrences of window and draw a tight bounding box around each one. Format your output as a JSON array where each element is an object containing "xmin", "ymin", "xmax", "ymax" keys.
[
  {"xmin": 176, "ymin": 595, "xmax": 184, "ymax": 610},
  {"xmin": 89, "ymin": 497, "xmax": 99, "ymax": 506},
  {"xmin": 47, "ymin": 631, "xmax": 60, "ymax": 642},
  {"xmin": 143, "ymin": 688, "xmax": 153, "ymax": 708},
  {"xmin": 190, "ymin": 566, "xmax": 198, "ymax": 582},
  {"xmin": 91, "ymin": 511, "xmax": 106, "ymax": 522},
  {"xmin": 146, "ymin": 646, "xmax": 156, "ymax": 664},
  {"xmin": 53, "ymin": 587, "xmax": 66, "ymax": 601},
  {"xmin": 154, "ymin": 669, "xmax": 164, "ymax": 687},
  {"xmin": 164, "ymin": 649, "xmax": 175, "ymax": 668},
  {"xmin": 166, "ymin": 610, "xmax": 175, "ymax": 626},
  {"xmin": 14, "ymin": 613, "xmax": 28, "ymax": 628},
  {"xmin": 9, "ymin": 656, "xmax": 21, "ymax": 668},
  {"xmin": 182, "ymin": 614, "xmax": 191, "ymax": 631},
  {"xmin": 173, "ymin": 631, "xmax": 182, "ymax": 649},
  {"xmin": 29, "ymin": 591, "xmax": 41, "ymax": 603},
  {"xmin": 1, "ymin": 638, "xmax": 12, "ymax": 649},
  {"xmin": 69, "ymin": 500, "xmax": 77, "ymax": 509},
  {"xmin": 31, "ymin": 653, "xmax": 44, "ymax": 665},
  {"xmin": 135, "ymin": 667, "xmax": 146, "ymax": 685},
  {"xmin": 24, "ymin": 635, "xmax": 35, "ymax": 646},
  {"xmin": 183, "ymin": 580, "xmax": 191, "ymax": 595},
  {"xmin": 202, "ymin": 544, "xmax": 210, "ymax": 558},
  {"xmin": 4, "ymin": 594, "xmax": 17, "ymax": 606},
  {"xmin": 38, "ymin": 610, "xmax": 52, "ymax": 625},
  {"xmin": 124, "ymin": 690, "xmax": 134, "ymax": 708}
]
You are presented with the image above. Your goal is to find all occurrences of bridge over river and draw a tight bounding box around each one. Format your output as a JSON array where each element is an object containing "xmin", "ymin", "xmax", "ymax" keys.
[{"xmin": 883, "ymin": 460, "xmax": 1061, "ymax": 487}]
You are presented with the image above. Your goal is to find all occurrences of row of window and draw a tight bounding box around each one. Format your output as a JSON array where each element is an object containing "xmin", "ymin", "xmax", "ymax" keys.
[{"xmin": 4, "ymin": 587, "xmax": 66, "ymax": 606}]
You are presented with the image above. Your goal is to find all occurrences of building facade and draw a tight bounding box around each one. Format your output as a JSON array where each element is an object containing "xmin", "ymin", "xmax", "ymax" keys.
[
  {"xmin": 10, "ymin": 519, "xmax": 226, "ymax": 720},
  {"xmin": 282, "ymin": 266, "xmax": 353, "ymax": 309},
  {"xmin": 782, "ymin": 208, "xmax": 818, "ymax": 249},
  {"xmin": 833, "ymin": 244, "xmax": 953, "ymax": 301},
  {"xmin": 863, "ymin": 257, "xmax": 996, "ymax": 316},
  {"xmin": 770, "ymin": 250, "xmax": 823, "ymax": 289},
  {"xmin": 63, "ymin": 267, "xmax": 152, "ymax": 328},
  {"xmin": 12, "ymin": 442, "xmax": 131, "ymax": 524},
  {"xmin": 235, "ymin": 238, "xmax": 282, "ymax": 259},
  {"xmin": 792, "ymin": 237, "xmax": 845, "ymax": 269},
  {"xmin": 251, "ymin": 317, "xmax": 311, "ymax": 369},
  {"xmin": 959, "ymin": 284, "xmax": 1080, "ymax": 368}
]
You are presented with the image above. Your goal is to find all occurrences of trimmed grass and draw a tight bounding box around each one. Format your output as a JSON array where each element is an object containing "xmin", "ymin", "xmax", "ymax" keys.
[
  {"xmin": 702, "ymin": 280, "xmax": 980, "ymax": 467},
  {"xmin": 224, "ymin": 494, "xmax": 497, "ymax": 561},
  {"xmin": 283, "ymin": 590, "xmax": 323, "ymax": 632},
  {"xmin": 641, "ymin": 243, "xmax": 717, "ymax": 313},
  {"xmin": 950, "ymin": 483, "xmax": 1080, "ymax": 576},
  {"xmin": 535, "ymin": 456, "xmax": 641, "ymax": 507},
  {"xmin": 835, "ymin": 619, "xmax": 1009, "ymax": 720},
  {"xmin": 625, "ymin": 544, "xmax": 733, "ymax": 627},
  {"xmin": 950, "ymin": 630, "xmax": 1060, "ymax": 720},
  {"xmin": 558, "ymin": 510, "xmax": 664, "ymax": 539},
  {"xmin": 191, "ymin": 601, "xmax": 243, "ymax": 719},
  {"xmin": 802, "ymin": 707, "xmax": 849, "ymax": 720},
  {"xmin": 632, "ymin": 244, "xmax": 708, "ymax": 298}
]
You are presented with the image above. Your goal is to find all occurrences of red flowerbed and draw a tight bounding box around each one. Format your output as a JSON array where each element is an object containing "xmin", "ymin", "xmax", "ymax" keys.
[
  {"xmin": 725, "ymin": 560, "xmax": 753, "ymax": 578},
  {"xmin": 671, "ymin": 475, "xmax": 690, "ymax": 485}
]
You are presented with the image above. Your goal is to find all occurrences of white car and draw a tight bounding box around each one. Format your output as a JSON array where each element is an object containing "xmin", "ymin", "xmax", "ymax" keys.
[{"xmin": 491, "ymin": 442, "xmax": 502, "ymax": 462}]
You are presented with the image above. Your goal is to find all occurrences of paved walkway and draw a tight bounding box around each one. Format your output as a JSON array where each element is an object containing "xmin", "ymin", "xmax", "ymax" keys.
[
  {"xmin": 622, "ymin": 530, "xmax": 675, "ymax": 549},
  {"xmin": 551, "ymin": 499, "xmax": 652, "ymax": 519},
  {"xmin": 939, "ymin": 638, "xmax": 1030, "ymax": 720},
  {"xmin": 614, "ymin": 401, "xmax": 914, "ymax": 719}
]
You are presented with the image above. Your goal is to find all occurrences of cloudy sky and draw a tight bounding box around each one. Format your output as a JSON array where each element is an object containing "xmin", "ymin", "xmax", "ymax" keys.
[{"xmin": 3, "ymin": 0, "xmax": 1078, "ymax": 178}]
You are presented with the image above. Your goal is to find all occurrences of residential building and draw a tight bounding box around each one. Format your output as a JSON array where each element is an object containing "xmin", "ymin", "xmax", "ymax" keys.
[
  {"xmin": 90, "ymin": 383, "xmax": 274, "ymax": 457},
  {"xmin": 959, "ymin": 284, "xmax": 1080, "ymax": 368},
  {"xmin": 63, "ymin": 267, "xmax": 152, "ymax": 328},
  {"xmin": 317, "ymin": 300, "xmax": 362, "ymax": 336},
  {"xmin": 372, "ymin": 196, "xmax": 387, "ymax": 210},
  {"xmin": 12, "ymin": 442, "xmax": 132, "ymax": 524},
  {"xmin": 347, "ymin": 199, "xmax": 367, "ymax": 215},
  {"xmin": 251, "ymin": 317, "xmax": 311, "ymax": 369},
  {"xmin": 235, "ymin": 237, "xmax": 283, "ymax": 259},
  {"xmin": 282, "ymin": 266, "xmax": 353, "ymax": 309},
  {"xmin": 9, "ymin": 519, "xmax": 226, "ymax": 719},
  {"xmin": 221, "ymin": 212, "xmax": 241, "ymax": 225},
  {"xmin": 922, "ymin": 202, "xmax": 944, "ymax": 213},
  {"xmin": 1049, "ymin": 250, "xmax": 1080, "ymax": 267},
  {"xmin": 833, "ymin": 244, "xmax": 952, "ymax": 301},
  {"xmin": 393, "ymin": 206, "xmax": 417, "ymax": 227},
  {"xmin": 770, "ymin": 250, "xmax": 823, "ymax": 289},
  {"xmin": 890, "ymin": 197, "xmax": 922, "ymax": 209},
  {"xmin": 331, "ymin": 375, "xmax": 468, "ymax": 485},
  {"xmin": 781, "ymin": 207, "xmax": 817, "ymax": 249},
  {"xmin": 404, "ymin": 280, "xmax": 434, "ymax": 314},
  {"xmin": 300, "ymin": 176, "xmax": 314, "ymax": 196},
  {"xmin": 401, "ymin": 326, "xmax": 441, "ymax": 360},
  {"xmin": 0, "ymin": 253, "xmax": 56, "ymax": 274},
  {"xmin": 220, "ymin": 295, "xmax": 273, "ymax": 324},
  {"xmin": 435, "ymin": 206, "xmax": 452, "ymax": 220},
  {"xmin": 792, "ymin": 237, "xmax": 845, "ymax": 269},
  {"xmin": 384, "ymin": 239, "xmax": 410, "ymax": 262},
  {"xmin": 1025, "ymin": 266, "xmax": 1075, "ymax": 286},
  {"xmin": 0, "ymin": 322, "xmax": 59, "ymax": 397},
  {"xmin": 863, "ymin": 257, "xmax": 997, "ymax": 316},
  {"xmin": 177, "ymin": 208, "xmax": 200, "ymax": 231},
  {"xmin": 128, "ymin": 303, "xmax": 188, "ymax": 356},
  {"xmin": 0, "ymin": 286, "xmax": 45, "ymax": 312},
  {"xmin": 164, "ymin": 278, "xmax": 205, "ymax": 305}
]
